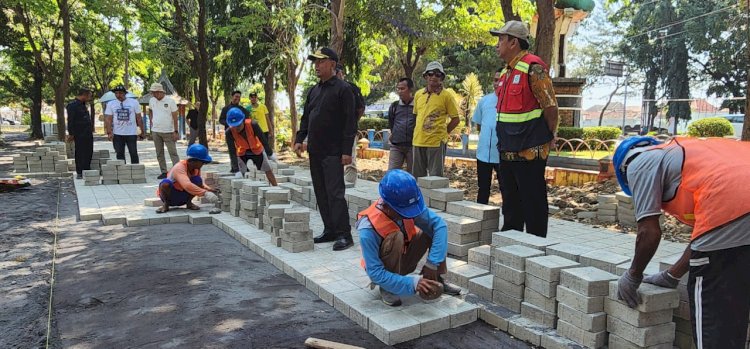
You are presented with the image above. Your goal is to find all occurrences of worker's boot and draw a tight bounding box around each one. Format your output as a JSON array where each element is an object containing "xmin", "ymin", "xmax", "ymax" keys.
[
  {"xmin": 440, "ymin": 277, "xmax": 463, "ymax": 296},
  {"xmin": 380, "ymin": 287, "xmax": 402, "ymax": 307}
]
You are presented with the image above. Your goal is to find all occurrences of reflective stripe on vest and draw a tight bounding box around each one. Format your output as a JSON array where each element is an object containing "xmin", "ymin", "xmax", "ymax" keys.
[
  {"xmin": 497, "ymin": 109, "xmax": 543, "ymax": 123},
  {"xmin": 357, "ymin": 200, "xmax": 418, "ymax": 270}
]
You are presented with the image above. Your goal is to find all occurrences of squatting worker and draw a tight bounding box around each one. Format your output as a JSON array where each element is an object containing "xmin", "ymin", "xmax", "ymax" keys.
[
  {"xmin": 219, "ymin": 90, "xmax": 250, "ymax": 174},
  {"xmin": 492, "ymin": 21, "xmax": 558, "ymax": 238},
  {"xmin": 336, "ymin": 63, "xmax": 366, "ymax": 184},
  {"xmin": 357, "ymin": 169, "xmax": 463, "ymax": 306},
  {"xmin": 411, "ymin": 61, "xmax": 460, "ymax": 178},
  {"xmin": 294, "ymin": 47, "xmax": 357, "ymax": 251},
  {"xmin": 387, "ymin": 78, "xmax": 416, "ymax": 173},
  {"xmin": 156, "ymin": 144, "xmax": 219, "ymax": 214},
  {"xmin": 104, "ymin": 85, "xmax": 145, "ymax": 164},
  {"xmin": 613, "ymin": 136, "xmax": 750, "ymax": 349},
  {"xmin": 225, "ymin": 108, "xmax": 278, "ymax": 185},
  {"xmin": 66, "ymin": 88, "xmax": 94, "ymax": 179},
  {"xmin": 472, "ymin": 69, "xmax": 503, "ymax": 204}
]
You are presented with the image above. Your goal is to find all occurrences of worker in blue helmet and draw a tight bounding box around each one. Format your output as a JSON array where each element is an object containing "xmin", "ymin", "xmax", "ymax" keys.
[
  {"xmin": 225, "ymin": 108, "xmax": 278, "ymax": 185},
  {"xmin": 356, "ymin": 169, "xmax": 462, "ymax": 306},
  {"xmin": 156, "ymin": 144, "xmax": 219, "ymax": 214}
]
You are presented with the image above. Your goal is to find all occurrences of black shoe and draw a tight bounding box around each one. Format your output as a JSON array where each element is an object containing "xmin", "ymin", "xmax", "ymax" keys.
[
  {"xmin": 440, "ymin": 277, "xmax": 463, "ymax": 296},
  {"xmin": 157, "ymin": 173, "xmax": 167, "ymax": 179},
  {"xmin": 313, "ymin": 231, "xmax": 337, "ymax": 243},
  {"xmin": 380, "ymin": 287, "xmax": 402, "ymax": 307},
  {"xmin": 332, "ymin": 235, "xmax": 353, "ymax": 251}
]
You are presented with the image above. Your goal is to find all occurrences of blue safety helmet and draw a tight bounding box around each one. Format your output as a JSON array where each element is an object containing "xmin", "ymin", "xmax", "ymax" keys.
[
  {"xmin": 379, "ymin": 169, "xmax": 426, "ymax": 218},
  {"xmin": 186, "ymin": 144, "xmax": 213, "ymax": 163},
  {"xmin": 226, "ymin": 107, "xmax": 246, "ymax": 128},
  {"xmin": 613, "ymin": 136, "xmax": 662, "ymax": 196}
]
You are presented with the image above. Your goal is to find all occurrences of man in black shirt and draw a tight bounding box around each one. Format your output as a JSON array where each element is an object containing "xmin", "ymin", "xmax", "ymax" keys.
[
  {"xmin": 336, "ymin": 63, "xmax": 365, "ymax": 184},
  {"xmin": 219, "ymin": 91, "xmax": 249, "ymax": 173},
  {"xmin": 387, "ymin": 78, "xmax": 416, "ymax": 173},
  {"xmin": 294, "ymin": 47, "xmax": 357, "ymax": 251},
  {"xmin": 66, "ymin": 88, "xmax": 94, "ymax": 179},
  {"xmin": 185, "ymin": 101, "xmax": 200, "ymax": 145}
]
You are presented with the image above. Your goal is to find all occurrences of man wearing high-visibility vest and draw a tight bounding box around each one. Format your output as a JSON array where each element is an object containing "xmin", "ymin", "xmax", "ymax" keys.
[
  {"xmin": 613, "ymin": 136, "xmax": 750, "ymax": 349},
  {"xmin": 492, "ymin": 21, "xmax": 559, "ymax": 238},
  {"xmin": 225, "ymin": 108, "xmax": 278, "ymax": 186},
  {"xmin": 357, "ymin": 169, "xmax": 462, "ymax": 306}
]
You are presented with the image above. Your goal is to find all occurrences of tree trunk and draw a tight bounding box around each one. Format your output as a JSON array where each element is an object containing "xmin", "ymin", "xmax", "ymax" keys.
[
  {"xmin": 500, "ymin": 0, "xmax": 521, "ymax": 21},
  {"xmin": 56, "ymin": 0, "xmax": 72, "ymax": 140},
  {"xmin": 598, "ymin": 83, "xmax": 621, "ymax": 126},
  {"xmin": 330, "ymin": 0, "xmax": 345, "ymax": 55},
  {"xmin": 29, "ymin": 65, "xmax": 44, "ymax": 139},
  {"xmin": 534, "ymin": 0, "xmax": 555, "ymax": 66},
  {"xmin": 286, "ymin": 60, "xmax": 301, "ymax": 141},
  {"xmin": 263, "ymin": 67, "xmax": 276, "ymax": 150},
  {"xmin": 197, "ymin": 0, "xmax": 210, "ymax": 147}
]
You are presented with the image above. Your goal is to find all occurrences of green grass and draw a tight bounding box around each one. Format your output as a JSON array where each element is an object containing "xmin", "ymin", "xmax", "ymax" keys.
[{"xmin": 552, "ymin": 149, "xmax": 613, "ymax": 159}]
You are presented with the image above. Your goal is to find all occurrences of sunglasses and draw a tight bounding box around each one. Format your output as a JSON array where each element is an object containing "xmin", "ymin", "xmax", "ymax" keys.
[{"xmin": 424, "ymin": 71, "xmax": 444, "ymax": 78}]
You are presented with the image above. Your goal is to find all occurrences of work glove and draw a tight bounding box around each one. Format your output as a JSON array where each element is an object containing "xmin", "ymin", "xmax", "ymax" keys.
[
  {"xmin": 617, "ymin": 270, "xmax": 643, "ymax": 308},
  {"xmin": 204, "ymin": 191, "xmax": 219, "ymax": 203},
  {"xmin": 643, "ymin": 270, "xmax": 680, "ymax": 289}
]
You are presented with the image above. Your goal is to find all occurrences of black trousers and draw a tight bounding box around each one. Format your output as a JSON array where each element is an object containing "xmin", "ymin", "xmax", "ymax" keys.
[
  {"xmin": 225, "ymin": 130, "xmax": 238, "ymax": 172},
  {"xmin": 113, "ymin": 134, "xmax": 139, "ymax": 164},
  {"xmin": 309, "ymin": 153, "xmax": 350, "ymax": 237},
  {"xmin": 73, "ymin": 133, "xmax": 93, "ymax": 175},
  {"xmin": 688, "ymin": 244, "xmax": 750, "ymax": 349},
  {"xmin": 476, "ymin": 159, "xmax": 501, "ymax": 205},
  {"xmin": 499, "ymin": 159, "xmax": 548, "ymax": 237}
]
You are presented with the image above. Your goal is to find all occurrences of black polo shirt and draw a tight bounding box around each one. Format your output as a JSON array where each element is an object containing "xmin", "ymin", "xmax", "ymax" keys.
[
  {"xmin": 66, "ymin": 98, "xmax": 92, "ymax": 136},
  {"xmin": 296, "ymin": 76, "xmax": 356, "ymax": 156}
]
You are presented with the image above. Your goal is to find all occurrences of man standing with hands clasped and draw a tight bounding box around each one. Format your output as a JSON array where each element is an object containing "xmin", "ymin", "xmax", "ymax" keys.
[
  {"xmin": 294, "ymin": 47, "xmax": 357, "ymax": 251},
  {"xmin": 66, "ymin": 88, "xmax": 94, "ymax": 179},
  {"xmin": 104, "ymin": 85, "xmax": 145, "ymax": 164},
  {"xmin": 148, "ymin": 83, "xmax": 181, "ymax": 179}
]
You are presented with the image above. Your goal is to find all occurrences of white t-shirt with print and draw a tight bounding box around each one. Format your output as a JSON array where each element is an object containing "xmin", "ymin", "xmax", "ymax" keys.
[
  {"xmin": 149, "ymin": 96, "xmax": 178, "ymax": 133},
  {"xmin": 105, "ymin": 98, "xmax": 142, "ymax": 136}
]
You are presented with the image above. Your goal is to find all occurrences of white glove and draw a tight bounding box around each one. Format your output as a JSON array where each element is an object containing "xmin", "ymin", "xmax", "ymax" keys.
[
  {"xmin": 234, "ymin": 172, "xmax": 243, "ymax": 179},
  {"xmin": 269, "ymin": 153, "xmax": 278, "ymax": 162},
  {"xmin": 204, "ymin": 191, "xmax": 219, "ymax": 203}
]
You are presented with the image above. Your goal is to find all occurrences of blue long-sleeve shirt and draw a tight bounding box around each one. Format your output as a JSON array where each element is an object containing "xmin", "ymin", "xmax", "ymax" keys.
[
  {"xmin": 356, "ymin": 207, "xmax": 448, "ymax": 296},
  {"xmin": 472, "ymin": 93, "xmax": 500, "ymax": 163}
]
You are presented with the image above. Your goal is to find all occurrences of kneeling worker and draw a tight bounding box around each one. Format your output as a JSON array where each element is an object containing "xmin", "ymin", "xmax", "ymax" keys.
[
  {"xmin": 357, "ymin": 169, "xmax": 462, "ymax": 306},
  {"xmin": 156, "ymin": 144, "xmax": 219, "ymax": 213},
  {"xmin": 225, "ymin": 108, "xmax": 278, "ymax": 186}
]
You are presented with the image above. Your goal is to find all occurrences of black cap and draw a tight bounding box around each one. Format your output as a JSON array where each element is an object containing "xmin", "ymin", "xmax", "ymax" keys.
[
  {"xmin": 249, "ymin": 92, "xmax": 258, "ymax": 97},
  {"xmin": 308, "ymin": 47, "xmax": 339, "ymax": 62},
  {"xmin": 111, "ymin": 85, "xmax": 127, "ymax": 92}
]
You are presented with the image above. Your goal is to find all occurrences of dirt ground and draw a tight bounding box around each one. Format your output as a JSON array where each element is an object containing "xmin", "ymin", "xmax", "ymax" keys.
[{"xmin": 1, "ymin": 132, "xmax": 529, "ymax": 349}]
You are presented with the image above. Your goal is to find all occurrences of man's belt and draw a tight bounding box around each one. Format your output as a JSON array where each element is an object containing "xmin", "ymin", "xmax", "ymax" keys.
[{"xmin": 500, "ymin": 143, "xmax": 550, "ymax": 161}]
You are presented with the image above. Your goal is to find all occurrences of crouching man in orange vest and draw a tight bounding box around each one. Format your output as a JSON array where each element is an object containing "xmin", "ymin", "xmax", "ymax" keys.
[
  {"xmin": 225, "ymin": 108, "xmax": 277, "ymax": 186},
  {"xmin": 613, "ymin": 136, "xmax": 750, "ymax": 349},
  {"xmin": 357, "ymin": 169, "xmax": 462, "ymax": 306},
  {"xmin": 156, "ymin": 144, "xmax": 219, "ymax": 213}
]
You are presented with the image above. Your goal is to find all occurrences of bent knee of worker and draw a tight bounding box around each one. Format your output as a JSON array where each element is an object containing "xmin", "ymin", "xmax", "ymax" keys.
[{"xmin": 379, "ymin": 233, "xmax": 405, "ymax": 263}]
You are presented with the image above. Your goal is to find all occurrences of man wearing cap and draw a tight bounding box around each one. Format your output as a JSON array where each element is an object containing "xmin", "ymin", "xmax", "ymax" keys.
[
  {"xmin": 472, "ymin": 69, "xmax": 503, "ymax": 204},
  {"xmin": 611, "ymin": 136, "xmax": 750, "ymax": 349},
  {"xmin": 225, "ymin": 108, "xmax": 278, "ymax": 185},
  {"xmin": 336, "ymin": 63, "xmax": 366, "ymax": 184},
  {"xmin": 148, "ymin": 82, "xmax": 181, "ymax": 179},
  {"xmin": 491, "ymin": 21, "xmax": 558, "ymax": 238},
  {"xmin": 104, "ymin": 85, "xmax": 145, "ymax": 164},
  {"xmin": 357, "ymin": 169, "xmax": 463, "ymax": 306},
  {"xmin": 248, "ymin": 92, "xmax": 271, "ymax": 140},
  {"xmin": 156, "ymin": 144, "xmax": 220, "ymax": 214},
  {"xmin": 294, "ymin": 47, "xmax": 357, "ymax": 251},
  {"xmin": 412, "ymin": 61, "xmax": 460, "ymax": 178},
  {"xmin": 66, "ymin": 88, "xmax": 94, "ymax": 179},
  {"xmin": 219, "ymin": 90, "xmax": 250, "ymax": 174},
  {"xmin": 387, "ymin": 78, "xmax": 416, "ymax": 173}
]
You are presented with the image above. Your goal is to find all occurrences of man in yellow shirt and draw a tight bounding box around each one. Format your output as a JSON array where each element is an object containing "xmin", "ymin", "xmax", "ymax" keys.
[
  {"xmin": 411, "ymin": 61, "xmax": 460, "ymax": 177},
  {"xmin": 249, "ymin": 92, "xmax": 270, "ymax": 140}
]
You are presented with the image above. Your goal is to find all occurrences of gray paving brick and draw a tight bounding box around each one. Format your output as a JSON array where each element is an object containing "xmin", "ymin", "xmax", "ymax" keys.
[
  {"xmin": 560, "ymin": 267, "xmax": 618, "ymax": 297},
  {"xmin": 445, "ymin": 200, "xmax": 500, "ymax": 220},
  {"xmin": 492, "ymin": 290, "xmax": 522, "ymax": 313},
  {"xmin": 468, "ymin": 294, "xmax": 519, "ymax": 332},
  {"xmin": 604, "ymin": 298, "xmax": 673, "ymax": 328},
  {"xmin": 526, "ymin": 274, "xmax": 559, "ymax": 298},
  {"xmin": 540, "ymin": 331, "xmax": 588, "ymax": 349},
  {"xmin": 557, "ymin": 318, "xmax": 608, "ymax": 348},
  {"xmin": 447, "ymin": 263, "xmax": 489, "ymax": 288},
  {"xmin": 545, "ymin": 243, "xmax": 596, "ymax": 262},
  {"xmin": 491, "ymin": 262, "xmax": 526, "ymax": 285},
  {"xmin": 557, "ymin": 302, "xmax": 606, "ymax": 332},
  {"xmin": 606, "ymin": 316, "xmax": 675, "ymax": 347},
  {"xmin": 435, "ymin": 295, "xmax": 478, "ymax": 328},
  {"xmin": 468, "ymin": 244, "xmax": 491, "ymax": 268},
  {"xmin": 608, "ymin": 333, "xmax": 673, "ymax": 349},
  {"xmin": 188, "ymin": 214, "xmax": 213, "ymax": 225},
  {"xmin": 368, "ymin": 310, "xmax": 421, "ymax": 345},
  {"xmin": 447, "ymin": 241, "xmax": 480, "ymax": 257},
  {"xmin": 521, "ymin": 301, "xmax": 557, "ymax": 328},
  {"xmin": 508, "ymin": 316, "xmax": 548, "ymax": 346},
  {"xmin": 492, "ymin": 230, "xmax": 559, "ymax": 250},
  {"xmin": 524, "ymin": 287, "xmax": 557, "ymax": 313},
  {"xmin": 607, "ymin": 281, "xmax": 680, "ymax": 313},
  {"xmin": 556, "ymin": 285, "xmax": 605, "ymax": 314},
  {"xmin": 417, "ymin": 176, "xmax": 449, "ymax": 189},
  {"xmin": 493, "ymin": 276, "xmax": 524, "ymax": 298},
  {"xmin": 526, "ymin": 255, "xmax": 581, "ymax": 282},
  {"xmin": 580, "ymin": 250, "xmax": 631, "ymax": 274},
  {"xmin": 493, "ymin": 244, "xmax": 545, "ymax": 271},
  {"xmin": 468, "ymin": 274, "xmax": 493, "ymax": 301},
  {"xmin": 401, "ymin": 303, "xmax": 450, "ymax": 336}
]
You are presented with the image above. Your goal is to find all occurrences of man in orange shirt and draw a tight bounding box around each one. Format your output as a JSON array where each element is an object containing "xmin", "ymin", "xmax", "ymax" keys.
[{"xmin": 156, "ymin": 144, "xmax": 219, "ymax": 213}]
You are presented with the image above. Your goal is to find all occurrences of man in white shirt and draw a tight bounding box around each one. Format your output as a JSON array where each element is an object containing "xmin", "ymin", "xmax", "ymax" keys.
[
  {"xmin": 148, "ymin": 83, "xmax": 180, "ymax": 179},
  {"xmin": 104, "ymin": 85, "xmax": 145, "ymax": 164}
]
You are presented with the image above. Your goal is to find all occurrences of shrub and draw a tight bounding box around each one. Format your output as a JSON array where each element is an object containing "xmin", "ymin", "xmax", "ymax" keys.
[
  {"xmin": 582, "ymin": 126, "xmax": 621, "ymax": 151},
  {"xmin": 21, "ymin": 113, "xmax": 56, "ymax": 125},
  {"xmin": 557, "ymin": 127, "xmax": 583, "ymax": 140},
  {"xmin": 687, "ymin": 117, "xmax": 734, "ymax": 137},
  {"xmin": 358, "ymin": 117, "xmax": 389, "ymax": 131}
]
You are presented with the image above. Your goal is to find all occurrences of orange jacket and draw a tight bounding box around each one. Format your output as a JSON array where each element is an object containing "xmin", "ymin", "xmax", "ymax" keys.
[
  {"xmin": 652, "ymin": 137, "xmax": 750, "ymax": 240},
  {"xmin": 231, "ymin": 119, "xmax": 264, "ymax": 156}
]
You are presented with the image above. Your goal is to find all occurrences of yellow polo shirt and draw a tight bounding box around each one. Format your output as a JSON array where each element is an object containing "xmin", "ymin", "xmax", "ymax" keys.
[
  {"xmin": 412, "ymin": 88, "xmax": 459, "ymax": 147},
  {"xmin": 251, "ymin": 103, "xmax": 270, "ymax": 132}
]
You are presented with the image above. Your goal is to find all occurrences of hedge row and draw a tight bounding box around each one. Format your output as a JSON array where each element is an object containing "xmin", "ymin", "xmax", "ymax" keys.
[
  {"xmin": 358, "ymin": 117, "xmax": 389, "ymax": 131},
  {"xmin": 687, "ymin": 117, "xmax": 734, "ymax": 137}
]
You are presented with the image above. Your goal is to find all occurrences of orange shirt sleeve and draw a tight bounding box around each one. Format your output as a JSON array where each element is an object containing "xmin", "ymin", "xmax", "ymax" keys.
[{"xmin": 173, "ymin": 164, "xmax": 206, "ymax": 197}]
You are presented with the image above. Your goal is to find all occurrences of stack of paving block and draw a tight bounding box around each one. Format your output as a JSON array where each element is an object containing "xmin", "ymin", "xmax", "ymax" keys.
[
  {"xmin": 417, "ymin": 176, "xmax": 464, "ymax": 211},
  {"xmin": 437, "ymin": 211, "xmax": 482, "ymax": 257},
  {"xmin": 468, "ymin": 245, "xmax": 491, "ymax": 269},
  {"xmin": 217, "ymin": 176, "xmax": 235, "ymax": 212},
  {"xmin": 490, "ymin": 244, "xmax": 544, "ymax": 312},
  {"xmin": 13, "ymin": 147, "xmax": 69, "ymax": 173},
  {"xmin": 617, "ymin": 192, "xmax": 636, "ymax": 227},
  {"xmin": 100, "ymin": 160, "xmax": 123, "ymax": 184},
  {"xmin": 115, "ymin": 164, "xmax": 146, "ymax": 184},
  {"xmin": 229, "ymin": 179, "xmax": 251, "ymax": 216},
  {"xmin": 597, "ymin": 194, "xmax": 618, "ymax": 223},
  {"xmin": 521, "ymin": 255, "xmax": 581, "ymax": 329},
  {"xmin": 605, "ymin": 281, "xmax": 679, "ymax": 349},
  {"xmin": 198, "ymin": 171, "xmax": 219, "ymax": 204},
  {"xmin": 89, "ymin": 149, "xmax": 111, "ymax": 171},
  {"xmin": 446, "ymin": 200, "xmax": 501, "ymax": 244},
  {"xmin": 344, "ymin": 186, "xmax": 379, "ymax": 226},
  {"xmin": 658, "ymin": 255, "xmax": 695, "ymax": 349},
  {"xmin": 83, "ymin": 170, "xmax": 100, "ymax": 185},
  {"xmin": 556, "ymin": 267, "xmax": 618, "ymax": 348},
  {"xmin": 261, "ymin": 189, "xmax": 292, "ymax": 236},
  {"xmin": 237, "ymin": 181, "xmax": 261, "ymax": 221},
  {"xmin": 280, "ymin": 207, "xmax": 313, "ymax": 252},
  {"xmin": 12, "ymin": 153, "xmax": 32, "ymax": 172}
]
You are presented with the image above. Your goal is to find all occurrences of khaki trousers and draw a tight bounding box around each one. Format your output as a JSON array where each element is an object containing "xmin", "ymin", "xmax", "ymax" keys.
[
  {"xmin": 153, "ymin": 132, "xmax": 180, "ymax": 174},
  {"xmin": 379, "ymin": 230, "xmax": 447, "ymax": 277}
]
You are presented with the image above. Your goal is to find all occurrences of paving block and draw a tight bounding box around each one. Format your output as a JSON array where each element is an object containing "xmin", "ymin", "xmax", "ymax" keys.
[
  {"xmin": 557, "ymin": 302, "xmax": 606, "ymax": 332},
  {"xmin": 280, "ymin": 230, "xmax": 313, "ymax": 242},
  {"xmin": 560, "ymin": 267, "xmax": 618, "ymax": 297},
  {"xmin": 492, "ymin": 262, "xmax": 525, "ymax": 285},
  {"xmin": 102, "ymin": 215, "xmax": 126, "ymax": 226},
  {"xmin": 283, "ymin": 208, "xmax": 309, "ymax": 222},
  {"xmin": 557, "ymin": 319, "xmax": 608, "ymax": 348},
  {"xmin": 429, "ymin": 188, "xmax": 464, "ymax": 202},
  {"xmin": 445, "ymin": 200, "xmax": 500, "ymax": 220},
  {"xmin": 526, "ymin": 255, "xmax": 582, "ymax": 282},
  {"xmin": 508, "ymin": 316, "xmax": 548, "ymax": 346},
  {"xmin": 144, "ymin": 198, "xmax": 162, "ymax": 207},
  {"xmin": 400, "ymin": 303, "xmax": 450, "ymax": 336},
  {"xmin": 608, "ymin": 333, "xmax": 673, "ymax": 349},
  {"xmin": 493, "ymin": 277, "xmax": 524, "ymax": 298},
  {"xmin": 556, "ymin": 285, "xmax": 605, "ymax": 314},
  {"xmin": 438, "ymin": 213, "xmax": 482, "ymax": 234},
  {"xmin": 492, "ymin": 230, "xmax": 559, "ymax": 251},
  {"xmin": 264, "ymin": 189, "xmax": 290, "ymax": 202},
  {"xmin": 606, "ymin": 316, "xmax": 675, "ymax": 347},
  {"xmin": 493, "ymin": 244, "xmax": 545, "ymax": 271},
  {"xmin": 616, "ymin": 191, "xmax": 633, "ymax": 204},
  {"xmin": 604, "ymin": 298, "xmax": 674, "ymax": 328},
  {"xmin": 540, "ymin": 331, "xmax": 588, "ymax": 349},
  {"xmin": 524, "ymin": 286, "xmax": 557, "ymax": 313},
  {"xmin": 281, "ymin": 239, "xmax": 313, "ymax": 253},
  {"xmin": 580, "ymin": 250, "xmax": 631, "ymax": 274},
  {"xmin": 188, "ymin": 214, "xmax": 213, "ymax": 225},
  {"xmin": 607, "ymin": 281, "xmax": 680, "ymax": 313},
  {"xmin": 283, "ymin": 221, "xmax": 309, "ymax": 232},
  {"xmin": 448, "ymin": 231, "xmax": 480, "ymax": 244},
  {"xmin": 434, "ymin": 295, "xmax": 478, "ymax": 328},
  {"xmin": 521, "ymin": 301, "xmax": 557, "ymax": 328},
  {"xmin": 492, "ymin": 291, "xmax": 522, "ymax": 313},
  {"xmin": 475, "ymin": 298, "xmax": 520, "ymax": 332},
  {"xmin": 126, "ymin": 216, "xmax": 149, "ymax": 227},
  {"xmin": 417, "ymin": 176, "xmax": 449, "ymax": 189},
  {"xmin": 526, "ymin": 274, "xmax": 558, "ymax": 298},
  {"xmin": 468, "ymin": 274, "xmax": 493, "ymax": 301},
  {"xmin": 468, "ymin": 244, "xmax": 491, "ymax": 269},
  {"xmin": 447, "ymin": 241, "xmax": 480, "ymax": 257},
  {"xmin": 448, "ymin": 264, "xmax": 489, "ymax": 289},
  {"xmin": 368, "ymin": 310, "xmax": 421, "ymax": 345}
]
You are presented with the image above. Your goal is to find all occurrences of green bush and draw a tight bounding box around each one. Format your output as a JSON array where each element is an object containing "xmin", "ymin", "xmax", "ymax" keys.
[
  {"xmin": 358, "ymin": 117, "xmax": 389, "ymax": 131},
  {"xmin": 687, "ymin": 117, "xmax": 734, "ymax": 137},
  {"xmin": 21, "ymin": 113, "xmax": 56, "ymax": 125},
  {"xmin": 557, "ymin": 127, "xmax": 583, "ymax": 140},
  {"xmin": 582, "ymin": 126, "xmax": 621, "ymax": 150}
]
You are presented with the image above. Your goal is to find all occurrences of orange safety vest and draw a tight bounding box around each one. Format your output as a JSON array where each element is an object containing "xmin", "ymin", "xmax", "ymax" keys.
[
  {"xmin": 156, "ymin": 159, "xmax": 200, "ymax": 196},
  {"xmin": 650, "ymin": 137, "xmax": 750, "ymax": 241},
  {"xmin": 357, "ymin": 200, "xmax": 418, "ymax": 270},
  {"xmin": 231, "ymin": 119, "xmax": 264, "ymax": 156}
]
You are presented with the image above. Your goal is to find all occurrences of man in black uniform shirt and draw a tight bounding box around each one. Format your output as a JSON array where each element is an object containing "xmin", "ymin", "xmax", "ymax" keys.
[{"xmin": 66, "ymin": 88, "xmax": 94, "ymax": 179}]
